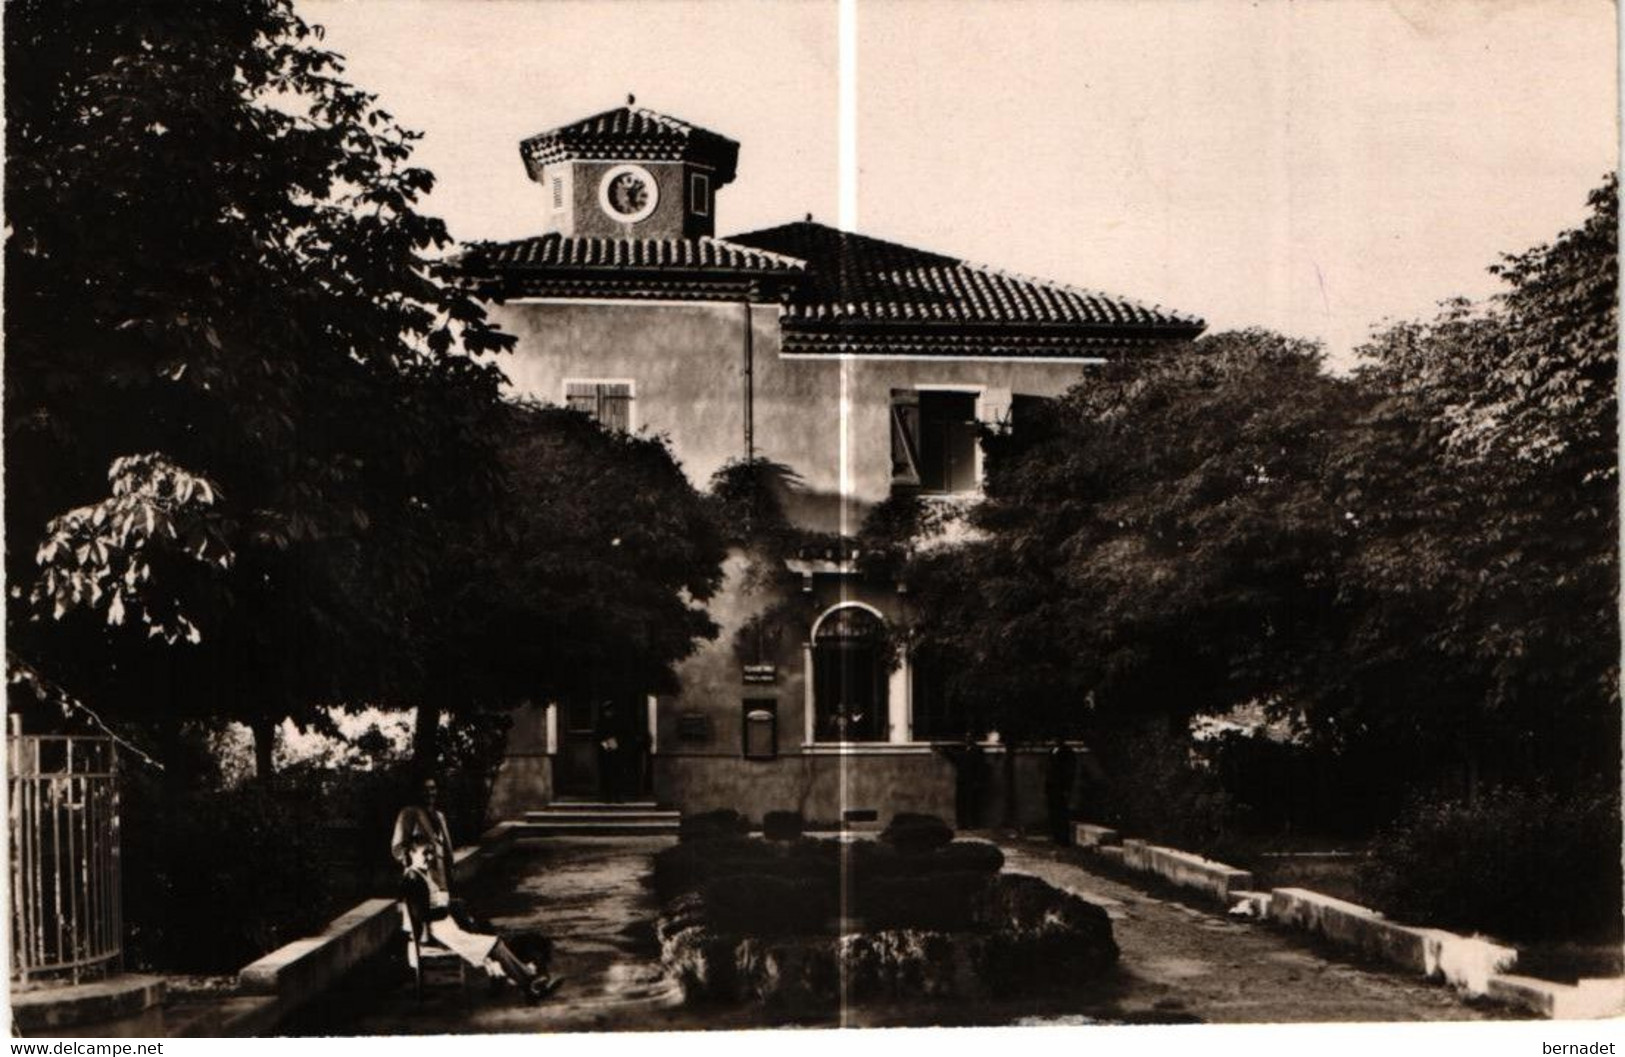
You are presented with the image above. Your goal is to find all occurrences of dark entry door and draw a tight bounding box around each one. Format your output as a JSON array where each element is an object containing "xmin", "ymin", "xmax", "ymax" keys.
[
  {"xmin": 555, "ymin": 695, "xmax": 650, "ymax": 799},
  {"xmin": 556, "ymin": 698, "xmax": 602, "ymax": 798}
]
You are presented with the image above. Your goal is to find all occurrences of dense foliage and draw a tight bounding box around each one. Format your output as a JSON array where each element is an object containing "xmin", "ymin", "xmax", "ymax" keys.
[
  {"xmin": 411, "ymin": 403, "xmax": 725, "ymax": 758},
  {"xmin": 1360, "ymin": 785, "xmax": 1622, "ymax": 942},
  {"xmin": 5, "ymin": 0, "xmax": 511, "ymax": 771},
  {"xmin": 5, "ymin": 1, "xmax": 728, "ymax": 781},
  {"xmin": 905, "ymin": 176, "xmax": 1618, "ymax": 827},
  {"xmin": 1331, "ymin": 176, "xmax": 1619, "ymax": 788},
  {"xmin": 906, "ymin": 330, "xmax": 1358, "ymax": 744}
]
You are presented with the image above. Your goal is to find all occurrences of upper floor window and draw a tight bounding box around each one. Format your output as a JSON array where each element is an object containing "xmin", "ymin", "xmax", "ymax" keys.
[
  {"xmin": 690, "ymin": 172, "xmax": 711, "ymax": 218},
  {"xmin": 891, "ymin": 388, "xmax": 979, "ymax": 495},
  {"xmin": 565, "ymin": 379, "xmax": 635, "ymax": 432}
]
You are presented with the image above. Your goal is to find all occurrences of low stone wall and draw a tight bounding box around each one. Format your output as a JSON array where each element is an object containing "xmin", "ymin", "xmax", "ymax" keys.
[
  {"xmin": 1067, "ymin": 821, "xmax": 1589, "ymax": 1013},
  {"xmin": 239, "ymin": 898, "xmax": 400, "ymax": 999},
  {"xmin": 216, "ymin": 826, "xmax": 518, "ymax": 1035},
  {"xmin": 1487, "ymin": 974, "xmax": 1625, "ymax": 1019},
  {"xmin": 1071, "ymin": 822, "xmax": 1119, "ymax": 847},
  {"xmin": 1267, "ymin": 888, "xmax": 1518, "ymax": 996},
  {"xmin": 1105, "ymin": 838, "xmax": 1254, "ymax": 903},
  {"xmin": 11, "ymin": 975, "xmax": 166, "ymax": 1034}
]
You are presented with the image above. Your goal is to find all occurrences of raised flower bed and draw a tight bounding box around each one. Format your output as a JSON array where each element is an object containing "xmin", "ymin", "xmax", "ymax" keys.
[{"xmin": 653, "ymin": 813, "xmax": 1117, "ymax": 1012}]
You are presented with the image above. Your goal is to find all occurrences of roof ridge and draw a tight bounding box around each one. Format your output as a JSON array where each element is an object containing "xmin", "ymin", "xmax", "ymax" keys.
[
  {"xmin": 627, "ymin": 105, "xmax": 695, "ymax": 135},
  {"xmin": 729, "ymin": 219, "xmax": 1203, "ymax": 329},
  {"xmin": 939, "ymin": 253, "xmax": 1205, "ymax": 328},
  {"xmin": 702, "ymin": 235, "xmax": 808, "ymax": 270}
]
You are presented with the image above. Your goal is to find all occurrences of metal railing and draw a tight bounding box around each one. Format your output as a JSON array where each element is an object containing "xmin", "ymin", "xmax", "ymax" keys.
[{"xmin": 8, "ymin": 735, "xmax": 121, "ymax": 990}]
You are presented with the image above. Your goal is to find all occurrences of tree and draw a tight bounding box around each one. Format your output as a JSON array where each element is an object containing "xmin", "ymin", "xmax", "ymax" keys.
[
  {"xmin": 1335, "ymin": 175, "xmax": 1618, "ymax": 792},
  {"xmin": 5, "ymin": 0, "xmax": 513, "ymax": 776},
  {"xmin": 407, "ymin": 402, "xmax": 726, "ymax": 764},
  {"xmin": 906, "ymin": 331, "xmax": 1360, "ymax": 746}
]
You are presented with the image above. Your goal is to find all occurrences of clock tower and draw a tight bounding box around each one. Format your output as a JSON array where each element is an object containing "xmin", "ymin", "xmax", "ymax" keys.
[{"xmin": 519, "ymin": 99, "xmax": 740, "ymax": 239}]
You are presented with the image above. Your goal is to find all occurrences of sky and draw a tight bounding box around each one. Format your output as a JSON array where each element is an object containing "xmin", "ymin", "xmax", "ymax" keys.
[{"xmin": 298, "ymin": 0, "xmax": 1616, "ymax": 368}]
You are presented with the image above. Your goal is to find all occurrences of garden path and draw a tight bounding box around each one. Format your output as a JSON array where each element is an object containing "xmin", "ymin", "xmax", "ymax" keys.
[
  {"xmin": 295, "ymin": 833, "xmax": 1510, "ymax": 1035},
  {"xmin": 997, "ymin": 838, "xmax": 1511, "ymax": 1024}
]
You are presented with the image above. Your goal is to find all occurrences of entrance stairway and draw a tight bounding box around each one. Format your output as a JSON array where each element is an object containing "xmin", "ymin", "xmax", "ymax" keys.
[{"xmin": 517, "ymin": 800, "xmax": 680, "ymax": 837}]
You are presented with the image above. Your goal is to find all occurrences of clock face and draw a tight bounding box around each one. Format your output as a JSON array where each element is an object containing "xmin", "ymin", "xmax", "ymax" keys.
[{"xmin": 598, "ymin": 164, "xmax": 659, "ymax": 223}]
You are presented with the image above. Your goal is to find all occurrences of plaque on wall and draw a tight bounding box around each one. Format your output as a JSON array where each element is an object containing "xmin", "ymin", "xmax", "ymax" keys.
[
  {"xmin": 677, "ymin": 712, "xmax": 712, "ymax": 743},
  {"xmin": 742, "ymin": 664, "xmax": 777, "ymax": 685}
]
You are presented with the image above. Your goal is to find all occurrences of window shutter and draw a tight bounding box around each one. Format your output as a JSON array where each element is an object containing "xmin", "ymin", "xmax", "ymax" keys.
[
  {"xmin": 599, "ymin": 383, "xmax": 633, "ymax": 432},
  {"xmin": 564, "ymin": 381, "xmax": 633, "ymax": 431},
  {"xmin": 890, "ymin": 389, "xmax": 921, "ymax": 488},
  {"xmin": 565, "ymin": 380, "xmax": 598, "ymax": 415}
]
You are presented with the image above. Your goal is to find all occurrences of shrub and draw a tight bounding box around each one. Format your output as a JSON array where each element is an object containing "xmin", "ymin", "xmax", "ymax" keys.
[
  {"xmin": 121, "ymin": 777, "xmax": 348, "ymax": 972},
  {"xmin": 844, "ymin": 838, "xmax": 905, "ymax": 884},
  {"xmin": 1093, "ymin": 724, "xmax": 1236, "ymax": 854},
  {"xmin": 855, "ymin": 871, "xmax": 994, "ymax": 931},
  {"xmin": 680, "ymin": 809, "xmax": 749, "ymax": 842},
  {"xmin": 908, "ymin": 840, "xmax": 1004, "ymax": 877},
  {"xmin": 1359, "ymin": 785, "xmax": 1623, "ymax": 943},
  {"xmin": 879, "ymin": 813, "xmax": 954, "ymax": 854},
  {"xmin": 762, "ymin": 810, "xmax": 805, "ymax": 841},
  {"xmin": 701, "ymin": 873, "xmax": 833, "ymax": 935},
  {"xmin": 652, "ymin": 837, "xmax": 769, "ymax": 900}
]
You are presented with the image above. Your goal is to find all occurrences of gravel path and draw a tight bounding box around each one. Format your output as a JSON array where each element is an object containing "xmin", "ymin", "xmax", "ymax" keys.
[
  {"xmin": 996, "ymin": 838, "xmax": 1512, "ymax": 1024},
  {"xmin": 295, "ymin": 834, "xmax": 1511, "ymax": 1034}
]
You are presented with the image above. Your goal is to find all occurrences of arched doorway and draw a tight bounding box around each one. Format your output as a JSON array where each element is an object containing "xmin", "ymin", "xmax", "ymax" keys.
[{"xmin": 811, "ymin": 604, "xmax": 888, "ymax": 742}]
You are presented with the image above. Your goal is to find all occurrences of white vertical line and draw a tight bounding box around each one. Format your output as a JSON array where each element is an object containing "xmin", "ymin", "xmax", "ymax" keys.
[
  {"xmin": 836, "ymin": 5, "xmax": 858, "ymax": 1028},
  {"xmin": 838, "ymin": 0, "xmax": 858, "ymax": 233},
  {"xmin": 837, "ymin": 0, "xmax": 858, "ymax": 544}
]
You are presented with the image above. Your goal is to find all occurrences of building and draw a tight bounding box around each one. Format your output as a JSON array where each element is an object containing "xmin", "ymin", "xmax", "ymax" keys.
[{"xmin": 468, "ymin": 102, "xmax": 1204, "ymax": 825}]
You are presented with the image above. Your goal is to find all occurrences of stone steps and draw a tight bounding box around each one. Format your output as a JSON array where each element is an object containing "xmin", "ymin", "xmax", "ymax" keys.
[{"xmin": 519, "ymin": 801, "xmax": 679, "ymax": 837}]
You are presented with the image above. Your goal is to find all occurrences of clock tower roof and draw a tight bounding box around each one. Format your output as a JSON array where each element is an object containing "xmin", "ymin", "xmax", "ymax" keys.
[{"xmin": 519, "ymin": 104, "xmax": 739, "ymax": 186}]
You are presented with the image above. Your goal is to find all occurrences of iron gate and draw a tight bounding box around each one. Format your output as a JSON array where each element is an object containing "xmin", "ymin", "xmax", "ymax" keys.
[{"xmin": 8, "ymin": 735, "xmax": 121, "ymax": 989}]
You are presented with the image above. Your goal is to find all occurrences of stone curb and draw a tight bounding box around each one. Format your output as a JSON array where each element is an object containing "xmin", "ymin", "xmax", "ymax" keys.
[
  {"xmin": 1099, "ymin": 836, "xmax": 1254, "ymax": 903},
  {"xmin": 1070, "ymin": 823, "xmax": 1120, "ymax": 848},
  {"xmin": 11, "ymin": 974, "xmax": 166, "ymax": 1033},
  {"xmin": 1266, "ymin": 887, "xmax": 1518, "ymax": 996},
  {"xmin": 1066, "ymin": 821, "xmax": 1625, "ymax": 1018},
  {"xmin": 1487, "ymin": 974, "xmax": 1625, "ymax": 1019},
  {"xmin": 213, "ymin": 821, "xmax": 521, "ymax": 1035}
]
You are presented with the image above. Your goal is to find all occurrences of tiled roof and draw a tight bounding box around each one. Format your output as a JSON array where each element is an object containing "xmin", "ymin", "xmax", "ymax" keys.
[
  {"xmin": 460, "ymin": 222, "xmax": 1204, "ymax": 357},
  {"xmin": 463, "ymin": 234, "xmax": 806, "ymax": 274},
  {"xmin": 520, "ymin": 106, "xmax": 739, "ymax": 184},
  {"xmin": 726, "ymin": 221, "xmax": 1204, "ymax": 335}
]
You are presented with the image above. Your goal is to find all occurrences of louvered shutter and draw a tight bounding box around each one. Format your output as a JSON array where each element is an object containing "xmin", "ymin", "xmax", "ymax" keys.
[
  {"xmin": 890, "ymin": 389, "xmax": 922, "ymax": 489},
  {"xmin": 564, "ymin": 381, "xmax": 634, "ymax": 432},
  {"xmin": 565, "ymin": 380, "xmax": 599, "ymax": 415},
  {"xmin": 598, "ymin": 383, "xmax": 633, "ymax": 432}
]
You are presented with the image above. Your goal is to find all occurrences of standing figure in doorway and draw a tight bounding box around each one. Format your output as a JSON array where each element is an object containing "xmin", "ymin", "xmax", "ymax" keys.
[
  {"xmin": 596, "ymin": 701, "xmax": 624, "ymax": 803},
  {"xmin": 1044, "ymin": 738, "xmax": 1078, "ymax": 844}
]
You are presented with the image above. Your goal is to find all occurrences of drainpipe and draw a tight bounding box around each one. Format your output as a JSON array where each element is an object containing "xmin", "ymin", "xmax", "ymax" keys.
[{"xmin": 742, "ymin": 298, "xmax": 755, "ymax": 462}]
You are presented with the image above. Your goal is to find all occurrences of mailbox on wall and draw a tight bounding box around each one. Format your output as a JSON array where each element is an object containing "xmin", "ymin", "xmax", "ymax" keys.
[{"xmin": 742, "ymin": 699, "xmax": 777, "ymax": 760}]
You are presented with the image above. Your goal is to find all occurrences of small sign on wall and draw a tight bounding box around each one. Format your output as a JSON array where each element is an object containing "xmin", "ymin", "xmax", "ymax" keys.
[
  {"xmin": 743, "ymin": 664, "xmax": 777, "ymax": 685},
  {"xmin": 677, "ymin": 712, "xmax": 712, "ymax": 743}
]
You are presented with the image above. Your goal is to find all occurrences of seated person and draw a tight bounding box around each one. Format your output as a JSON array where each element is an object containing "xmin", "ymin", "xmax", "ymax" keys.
[{"xmin": 400, "ymin": 838, "xmax": 558, "ymax": 1002}]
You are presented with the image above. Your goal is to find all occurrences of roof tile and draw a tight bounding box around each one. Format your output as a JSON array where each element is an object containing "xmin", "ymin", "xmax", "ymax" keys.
[
  {"xmin": 519, "ymin": 105, "xmax": 740, "ymax": 185},
  {"xmin": 462, "ymin": 234, "xmax": 806, "ymax": 275},
  {"xmin": 727, "ymin": 221, "xmax": 1204, "ymax": 334}
]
